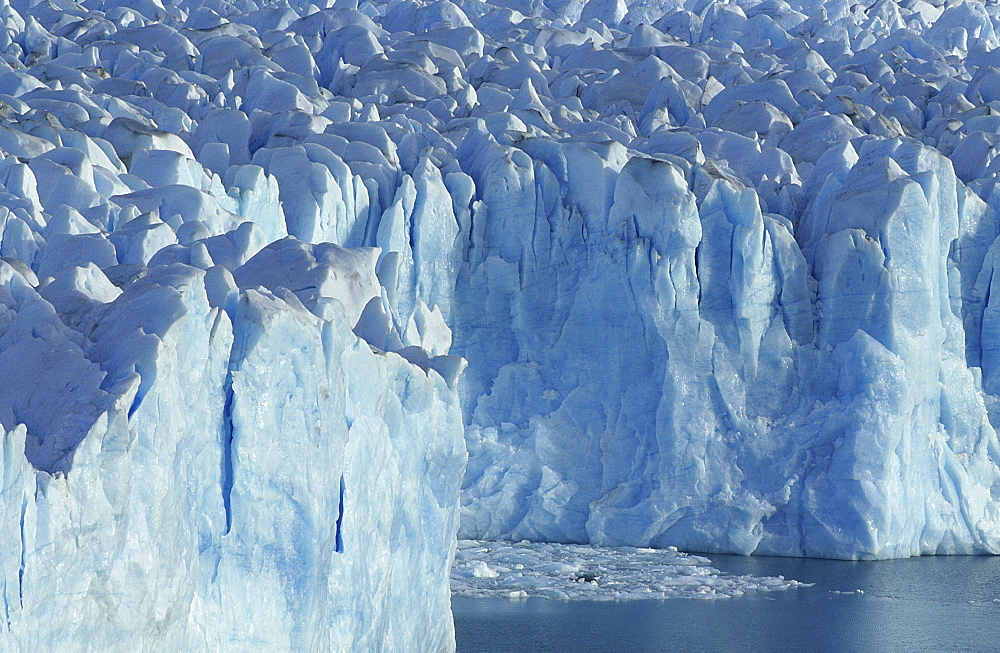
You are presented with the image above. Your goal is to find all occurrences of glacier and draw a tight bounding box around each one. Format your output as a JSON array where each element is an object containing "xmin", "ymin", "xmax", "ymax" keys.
[
  {"xmin": 1, "ymin": 256, "xmax": 468, "ymax": 649},
  {"xmin": 446, "ymin": 0, "xmax": 1000, "ymax": 561},
  {"xmin": 2, "ymin": 0, "xmax": 1000, "ymax": 646}
]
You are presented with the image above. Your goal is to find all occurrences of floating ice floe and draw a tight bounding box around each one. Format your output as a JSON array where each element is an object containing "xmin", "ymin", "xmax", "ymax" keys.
[{"xmin": 452, "ymin": 540, "xmax": 809, "ymax": 600}]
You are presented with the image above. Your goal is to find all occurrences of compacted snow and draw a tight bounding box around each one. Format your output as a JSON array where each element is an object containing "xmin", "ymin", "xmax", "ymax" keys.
[{"xmin": 2, "ymin": 0, "xmax": 1000, "ymax": 646}]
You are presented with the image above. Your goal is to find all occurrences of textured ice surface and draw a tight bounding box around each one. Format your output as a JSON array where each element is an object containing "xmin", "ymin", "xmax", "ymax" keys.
[
  {"xmin": 452, "ymin": 540, "xmax": 808, "ymax": 600},
  {"xmin": 0, "ymin": 261, "xmax": 467, "ymax": 650},
  {"xmin": 446, "ymin": 0, "xmax": 1000, "ymax": 560},
  {"xmin": 4, "ymin": 0, "xmax": 1000, "ymax": 647}
]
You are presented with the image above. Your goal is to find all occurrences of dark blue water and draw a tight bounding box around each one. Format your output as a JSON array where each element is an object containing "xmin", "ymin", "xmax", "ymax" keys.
[{"xmin": 453, "ymin": 554, "xmax": 1000, "ymax": 651}]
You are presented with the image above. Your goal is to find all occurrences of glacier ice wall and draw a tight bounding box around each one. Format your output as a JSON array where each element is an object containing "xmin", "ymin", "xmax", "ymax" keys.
[
  {"xmin": 456, "ymin": 134, "xmax": 1000, "ymax": 558},
  {"xmin": 449, "ymin": 0, "xmax": 1000, "ymax": 559},
  {"xmin": 1, "ymin": 12, "xmax": 1000, "ymax": 652},
  {"xmin": 0, "ymin": 0, "xmax": 472, "ymax": 644},
  {"xmin": 0, "ymin": 257, "xmax": 466, "ymax": 649}
]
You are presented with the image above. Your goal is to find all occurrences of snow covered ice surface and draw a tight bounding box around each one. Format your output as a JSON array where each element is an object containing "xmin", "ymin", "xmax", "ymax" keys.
[
  {"xmin": 4, "ymin": 0, "xmax": 1000, "ymax": 646},
  {"xmin": 447, "ymin": 0, "xmax": 1000, "ymax": 562},
  {"xmin": 452, "ymin": 539, "xmax": 809, "ymax": 600}
]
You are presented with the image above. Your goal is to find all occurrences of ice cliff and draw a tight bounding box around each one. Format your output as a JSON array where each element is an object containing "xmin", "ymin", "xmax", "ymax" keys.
[
  {"xmin": 0, "ymin": 0, "xmax": 471, "ymax": 645},
  {"xmin": 2, "ymin": 0, "xmax": 1000, "ymax": 644},
  {"xmin": 1, "ymin": 260, "xmax": 466, "ymax": 649},
  {"xmin": 449, "ymin": 0, "xmax": 1000, "ymax": 559}
]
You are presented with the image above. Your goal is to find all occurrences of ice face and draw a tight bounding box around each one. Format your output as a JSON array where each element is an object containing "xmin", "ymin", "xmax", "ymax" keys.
[
  {"xmin": 4, "ymin": 0, "xmax": 1000, "ymax": 646},
  {"xmin": 446, "ymin": 2, "xmax": 1000, "ymax": 561},
  {"xmin": 1, "ymin": 258, "xmax": 466, "ymax": 650},
  {"xmin": 0, "ymin": 1, "xmax": 472, "ymax": 647}
]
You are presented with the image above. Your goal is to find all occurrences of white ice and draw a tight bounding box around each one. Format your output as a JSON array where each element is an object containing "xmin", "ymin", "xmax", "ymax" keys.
[{"xmin": 452, "ymin": 540, "xmax": 809, "ymax": 600}]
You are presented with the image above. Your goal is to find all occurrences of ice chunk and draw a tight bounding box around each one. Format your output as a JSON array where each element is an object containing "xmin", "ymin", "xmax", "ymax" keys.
[
  {"xmin": 102, "ymin": 117, "xmax": 195, "ymax": 163},
  {"xmin": 452, "ymin": 540, "xmax": 808, "ymax": 600},
  {"xmin": 233, "ymin": 237, "xmax": 382, "ymax": 327},
  {"xmin": 36, "ymin": 233, "xmax": 118, "ymax": 281},
  {"xmin": 112, "ymin": 185, "xmax": 243, "ymax": 236},
  {"xmin": 108, "ymin": 213, "xmax": 178, "ymax": 266},
  {"xmin": 403, "ymin": 299, "xmax": 451, "ymax": 355}
]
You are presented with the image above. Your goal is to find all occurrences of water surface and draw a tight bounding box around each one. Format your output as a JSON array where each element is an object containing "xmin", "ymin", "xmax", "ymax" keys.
[{"xmin": 453, "ymin": 554, "xmax": 1000, "ymax": 651}]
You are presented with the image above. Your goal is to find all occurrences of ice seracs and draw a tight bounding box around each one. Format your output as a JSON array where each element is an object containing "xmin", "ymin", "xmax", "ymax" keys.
[
  {"xmin": 5, "ymin": 0, "xmax": 1000, "ymax": 646},
  {"xmin": 449, "ymin": 0, "xmax": 1000, "ymax": 561},
  {"xmin": 2, "ymin": 254, "xmax": 466, "ymax": 649}
]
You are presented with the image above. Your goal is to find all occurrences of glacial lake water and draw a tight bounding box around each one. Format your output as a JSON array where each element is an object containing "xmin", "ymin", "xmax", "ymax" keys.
[{"xmin": 453, "ymin": 553, "xmax": 1000, "ymax": 651}]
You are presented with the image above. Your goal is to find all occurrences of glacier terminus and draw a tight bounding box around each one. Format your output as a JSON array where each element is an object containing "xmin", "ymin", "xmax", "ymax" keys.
[{"xmin": 1, "ymin": 0, "xmax": 1000, "ymax": 647}]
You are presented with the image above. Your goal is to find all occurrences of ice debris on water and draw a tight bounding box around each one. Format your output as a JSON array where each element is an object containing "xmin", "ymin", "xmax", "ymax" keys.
[{"xmin": 452, "ymin": 540, "xmax": 810, "ymax": 600}]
